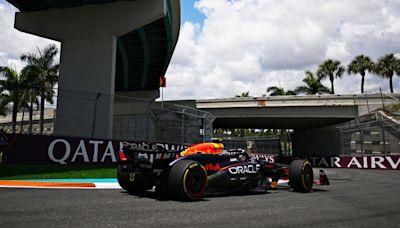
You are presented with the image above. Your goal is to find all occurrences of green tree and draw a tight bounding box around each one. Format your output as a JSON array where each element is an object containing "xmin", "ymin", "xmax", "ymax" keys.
[
  {"xmin": 20, "ymin": 67, "xmax": 40, "ymax": 134},
  {"xmin": 266, "ymin": 86, "xmax": 297, "ymax": 96},
  {"xmin": 21, "ymin": 44, "xmax": 59, "ymax": 134},
  {"xmin": 317, "ymin": 59, "xmax": 345, "ymax": 94},
  {"xmin": 235, "ymin": 91, "xmax": 249, "ymax": 97},
  {"xmin": 374, "ymin": 53, "xmax": 400, "ymax": 93},
  {"xmin": 295, "ymin": 70, "xmax": 330, "ymax": 95},
  {"xmin": 0, "ymin": 95, "xmax": 7, "ymax": 116},
  {"xmin": 0, "ymin": 67, "xmax": 25, "ymax": 133},
  {"xmin": 347, "ymin": 55, "xmax": 374, "ymax": 94}
]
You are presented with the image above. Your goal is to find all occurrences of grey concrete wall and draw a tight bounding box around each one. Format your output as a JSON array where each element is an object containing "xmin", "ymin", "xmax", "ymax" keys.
[{"xmin": 292, "ymin": 125, "xmax": 342, "ymax": 157}]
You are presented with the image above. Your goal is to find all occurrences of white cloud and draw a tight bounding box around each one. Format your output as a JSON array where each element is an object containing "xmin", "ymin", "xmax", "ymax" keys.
[
  {"xmin": 0, "ymin": 0, "xmax": 399, "ymax": 100},
  {"xmin": 325, "ymin": 40, "xmax": 349, "ymax": 60},
  {"xmin": 164, "ymin": 0, "xmax": 400, "ymax": 99},
  {"xmin": 0, "ymin": 2, "xmax": 59, "ymax": 72}
]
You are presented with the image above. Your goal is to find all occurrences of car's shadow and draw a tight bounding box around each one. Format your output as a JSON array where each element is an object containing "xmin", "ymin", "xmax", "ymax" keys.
[
  {"xmin": 120, "ymin": 184, "xmax": 329, "ymax": 201},
  {"xmin": 121, "ymin": 190, "xmax": 209, "ymax": 202},
  {"xmin": 119, "ymin": 187, "xmax": 325, "ymax": 201}
]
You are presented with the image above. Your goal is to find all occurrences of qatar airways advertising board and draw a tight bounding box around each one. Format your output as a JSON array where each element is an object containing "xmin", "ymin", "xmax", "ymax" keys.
[
  {"xmin": 308, "ymin": 156, "xmax": 400, "ymax": 170},
  {"xmin": 5, "ymin": 134, "xmax": 400, "ymax": 170},
  {"xmin": 6, "ymin": 134, "xmax": 187, "ymax": 165}
]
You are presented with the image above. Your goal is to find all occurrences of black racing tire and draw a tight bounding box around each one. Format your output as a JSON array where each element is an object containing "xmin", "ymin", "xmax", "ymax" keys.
[
  {"xmin": 117, "ymin": 165, "xmax": 148, "ymax": 194},
  {"xmin": 168, "ymin": 160, "xmax": 208, "ymax": 201},
  {"xmin": 289, "ymin": 159, "xmax": 314, "ymax": 192}
]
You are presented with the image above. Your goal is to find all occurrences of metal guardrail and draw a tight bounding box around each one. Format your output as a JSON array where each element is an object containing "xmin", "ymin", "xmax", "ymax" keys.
[
  {"xmin": 154, "ymin": 103, "xmax": 215, "ymax": 144},
  {"xmin": 337, "ymin": 108, "xmax": 400, "ymax": 155},
  {"xmin": 0, "ymin": 91, "xmax": 216, "ymax": 144}
]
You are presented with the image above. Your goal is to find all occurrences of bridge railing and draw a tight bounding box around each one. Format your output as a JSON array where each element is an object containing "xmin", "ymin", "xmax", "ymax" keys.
[{"xmin": 361, "ymin": 91, "xmax": 400, "ymax": 113}]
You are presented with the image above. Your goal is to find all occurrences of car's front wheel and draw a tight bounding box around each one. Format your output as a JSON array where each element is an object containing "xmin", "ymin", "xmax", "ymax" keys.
[{"xmin": 289, "ymin": 159, "xmax": 314, "ymax": 192}]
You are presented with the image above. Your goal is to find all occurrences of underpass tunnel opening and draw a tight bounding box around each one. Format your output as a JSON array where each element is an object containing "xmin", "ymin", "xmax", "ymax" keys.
[
  {"xmin": 213, "ymin": 128, "xmax": 295, "ymax": 157},
  {"xmin": 208, "ymin": 109, "xmax": 359, "ymax": 158}
]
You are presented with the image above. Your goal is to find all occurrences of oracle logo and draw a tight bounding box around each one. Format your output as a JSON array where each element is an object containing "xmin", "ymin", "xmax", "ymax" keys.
[{"xmin": 228, "ymin": 164, "xmax": 260, "ymax": 175}]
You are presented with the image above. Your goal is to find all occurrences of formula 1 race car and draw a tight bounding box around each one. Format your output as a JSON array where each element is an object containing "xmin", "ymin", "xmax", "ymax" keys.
[{"xmin": 117, "ymin": 141, "xmax": 328, "ymax": 200}]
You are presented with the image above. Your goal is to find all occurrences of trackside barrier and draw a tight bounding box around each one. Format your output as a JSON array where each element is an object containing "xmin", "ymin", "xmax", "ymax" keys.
[
  {"xmin": 4, "ymin": 133, "xmax": 400, "ymax": 170},
  {"xmin": 249, "ymin": 154, "xmax": 400, "ymax": 170},
  {"xmin": 6, "ymin": 134, "xmax": 188, "ymax": 165},
  {"xmin": 308, "ymin": 156, "xmax": 400, "ymax": 170}
]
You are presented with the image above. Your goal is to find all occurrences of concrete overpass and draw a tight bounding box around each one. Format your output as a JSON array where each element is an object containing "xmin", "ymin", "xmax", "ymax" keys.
[
  {"xmin": 186, "ymin": 93, "xmax": 399, "ymax": 156},
  {"xmin": 173, "ymin": 93, "xmax": 399, "ymax": 130},
  {"xmin": 3, "ymin": 93, "xmax": 398, "ymax": 132}
]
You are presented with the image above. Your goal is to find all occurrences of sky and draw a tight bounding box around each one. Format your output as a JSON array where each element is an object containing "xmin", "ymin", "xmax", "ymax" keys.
[{"xmin": 1, "ymin": 0, "xmax": 400, "ymax": 101}]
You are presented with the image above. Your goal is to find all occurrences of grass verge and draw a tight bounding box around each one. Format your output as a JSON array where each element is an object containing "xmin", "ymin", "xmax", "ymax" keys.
[{"xmin": 0, "ymin": 164, "xmax": 117, "ymax": 180}]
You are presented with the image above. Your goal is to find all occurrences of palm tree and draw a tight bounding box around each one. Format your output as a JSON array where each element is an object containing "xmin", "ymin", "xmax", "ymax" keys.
[
  {"xmin": 347, "ymin": 55, "xmax": 374, "ymax": 94},
  {"xmin": 20, "ymin": 67, "xmax": 40, "ymax": 134},
  {"xmin": 317, "ymin": 59, "xmax": 345, "ymax": 94},
  {"xmin": 397, "ymin": 57, "xmax": 400, "ymax": 77},
  {"xmin": 0, "ymin": 67, "xmax": 25, "ymax": 133},
  {"xmin": 267, "ymin": 86, "xmax": 297, "ymax": 96},
  {"xmin": 295, "ymin": 70, "xmax": 330, "ymax": 95},
  {"xmin": 21, "ymin": 44, "xmax": 59, "ymax": 134},
  {"xmin": 18, "ymin": 69, "xmax": 32, "ymax": 134},
  {"xmin": 235, "ymin": 91, "xmax": 249, "ymax": 97},
  {"xmin": 374, "ymin": 53, "xmax": 400, "ymax": 93},
  {"xmin": 0, "ymin": 93, "xmax": 9, "ymax": 117}
]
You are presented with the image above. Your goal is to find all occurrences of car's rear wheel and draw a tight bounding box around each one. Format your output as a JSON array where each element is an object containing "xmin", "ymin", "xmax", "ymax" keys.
[
  {"xmin": 168, "ymin": 160, "xmax": 208, "ymax": 201},
  {"xmin": 117, "ymin": 165, "xmax": 150, "ymax": 194},
  {"xmin": 289, "ymin": 159, "xmax": 314, "ymax": 192}
]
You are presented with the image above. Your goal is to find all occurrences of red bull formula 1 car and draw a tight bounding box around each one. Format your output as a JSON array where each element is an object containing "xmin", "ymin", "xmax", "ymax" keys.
[{"xmin": 117, "ymin": 141, "xmax": 328, "ymax": 200}]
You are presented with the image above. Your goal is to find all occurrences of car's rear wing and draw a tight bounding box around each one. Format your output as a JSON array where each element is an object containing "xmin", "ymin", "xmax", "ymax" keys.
[{"xmin": 119, "ymin": 145, "xmax": 180, "ymax": 170}]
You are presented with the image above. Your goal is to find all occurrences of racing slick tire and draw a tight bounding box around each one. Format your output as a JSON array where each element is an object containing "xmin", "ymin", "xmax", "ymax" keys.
[
  {"xmin": 168, "ymin": 160, "xmax": 208, "ymax": 201},
  {"xmin": 117, "ymin": 165, "xmax": 150, "ymax": 194},
  {"xmin": 289, "ymin": 159, "xmax": 314, "ymax": 192}
]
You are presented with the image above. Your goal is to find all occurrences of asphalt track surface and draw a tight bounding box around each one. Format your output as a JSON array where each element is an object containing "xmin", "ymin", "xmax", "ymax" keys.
[{"xmin": 1, "ymin": 168, "xmax": 400, "ymax": 228}]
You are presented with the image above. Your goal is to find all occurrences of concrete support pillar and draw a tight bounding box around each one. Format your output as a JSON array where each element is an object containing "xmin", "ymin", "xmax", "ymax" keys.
[
  {"xmin": 55, "ymin": 36, "xmax": 116, "ymax": 138},
  {"xmin": 13, "ymin": 0, "xmax": 166, "ymax": 139}
]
